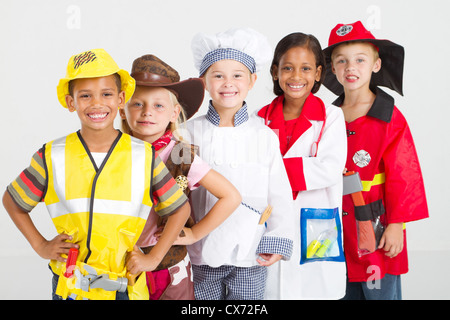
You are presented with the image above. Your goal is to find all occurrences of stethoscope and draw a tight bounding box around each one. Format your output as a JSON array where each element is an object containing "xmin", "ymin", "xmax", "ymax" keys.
[
  {"xmin": 308, "ymin": 116, "xmax": 325, "ymax": 157},
  {"xmin": 264, "ymin": 103, "xmax": 326, "ymax": 158}
]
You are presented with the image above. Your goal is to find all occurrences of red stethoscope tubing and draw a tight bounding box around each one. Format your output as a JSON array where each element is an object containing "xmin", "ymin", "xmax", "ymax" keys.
[
  {"xmin": 264, "ymin": 104, "xmax": 326, "ymax": 158},
  {"xmin": 309, "ymin": 116, "xmax": 325, "ymax": 157}
]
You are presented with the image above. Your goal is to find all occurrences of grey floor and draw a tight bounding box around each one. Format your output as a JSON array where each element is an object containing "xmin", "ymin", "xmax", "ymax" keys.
[{"xmin": 0, "ymin": 250, "xmax": 447, "ymax": 300}]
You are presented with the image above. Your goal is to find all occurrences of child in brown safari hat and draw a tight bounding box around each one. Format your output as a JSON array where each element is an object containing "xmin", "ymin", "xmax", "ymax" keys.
[{"xmin": 121, "ymin": 54, "xmax": 241, "ymax": 300}]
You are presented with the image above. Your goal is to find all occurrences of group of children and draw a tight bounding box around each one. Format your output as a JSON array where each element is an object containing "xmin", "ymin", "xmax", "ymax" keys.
[{"xmin": 3, "ymin": 21, "xmax": 428, "ymax": 300}]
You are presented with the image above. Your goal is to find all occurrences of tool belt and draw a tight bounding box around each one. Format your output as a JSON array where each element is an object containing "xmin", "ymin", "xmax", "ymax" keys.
[
  {"xmin": 56, "ymin": 260, "xmax": 127, "ymax": 300},
  {"xmin": 55, "ymin": 259, "xmax": 148, "ymax": 300}
]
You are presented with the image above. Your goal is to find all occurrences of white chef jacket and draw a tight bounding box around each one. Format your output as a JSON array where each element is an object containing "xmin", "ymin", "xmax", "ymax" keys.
[
  {"xmin": 261, "ymin": 98, "xmax": 348, "ymax": 299},
  {"xmin": 184, "ymin": 102, "xmax": 295, "ymax": 268}
]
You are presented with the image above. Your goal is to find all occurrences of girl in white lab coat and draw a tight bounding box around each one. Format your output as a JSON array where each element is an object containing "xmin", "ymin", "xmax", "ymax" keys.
[{"xmin": 257, "ymin": 32, "xmax": 347, "ymax": 299}]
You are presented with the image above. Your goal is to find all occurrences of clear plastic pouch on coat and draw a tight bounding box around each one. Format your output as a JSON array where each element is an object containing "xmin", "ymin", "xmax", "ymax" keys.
[{"xmin": 300, "ymin": 208, "xmax": 345, "ymax": 264}]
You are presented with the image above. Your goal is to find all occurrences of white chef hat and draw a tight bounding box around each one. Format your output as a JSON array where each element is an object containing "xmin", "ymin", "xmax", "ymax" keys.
[{"xmin": 191, "ymin": 27, "xmax": 272, "ymax": 76}]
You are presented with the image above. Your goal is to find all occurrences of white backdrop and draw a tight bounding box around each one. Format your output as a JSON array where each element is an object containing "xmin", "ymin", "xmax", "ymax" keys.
[{"xmin": 1, "ymin": 0, "xmax": 448, "ymax": 299}]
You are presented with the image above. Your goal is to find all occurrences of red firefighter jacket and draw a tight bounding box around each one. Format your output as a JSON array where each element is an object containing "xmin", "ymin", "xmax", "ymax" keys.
[{"xmin": 334, "ymin": 88, "xmax": 429, "ymax": 282}]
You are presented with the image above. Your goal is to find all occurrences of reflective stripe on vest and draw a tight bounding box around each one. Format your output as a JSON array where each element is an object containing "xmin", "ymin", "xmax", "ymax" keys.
[{"xmin": 44, "ymin": 131, "xmax": 154, "ymax": 276}]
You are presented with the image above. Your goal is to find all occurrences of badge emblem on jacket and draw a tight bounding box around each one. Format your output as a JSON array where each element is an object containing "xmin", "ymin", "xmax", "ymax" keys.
[{"xmin": 353, "ymin": 150, "xmax": 371, "ymax": 167}]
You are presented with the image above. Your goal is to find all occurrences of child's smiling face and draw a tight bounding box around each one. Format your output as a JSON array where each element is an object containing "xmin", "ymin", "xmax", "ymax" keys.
[
  {"xmin": 120, "ymin": 86, "xmax": 180, "ymax": 143},
  {"xmin": 65, "ymin": 74, "xmax": 124, "ymax": 133},
  {"xmin": 272, "ymin": 46, "xmax": 322, "ymax": 105},
  {"xmin": 203, "ymin": 59, "xmax": 257, "ymax": 113}
]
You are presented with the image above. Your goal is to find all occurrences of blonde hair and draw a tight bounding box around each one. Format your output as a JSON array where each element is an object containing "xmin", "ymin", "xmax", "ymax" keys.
[{"xmin": 121, "ymin": 88, "xmax": 187, "ymax": 141}]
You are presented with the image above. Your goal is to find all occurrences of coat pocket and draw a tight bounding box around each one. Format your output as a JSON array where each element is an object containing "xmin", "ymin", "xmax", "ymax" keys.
[{"xmin": 300, "ymin": 207, "xmax": 345, "ymax": 264}]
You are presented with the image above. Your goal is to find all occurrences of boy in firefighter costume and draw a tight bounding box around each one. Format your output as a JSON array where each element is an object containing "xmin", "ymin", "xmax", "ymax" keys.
[
  {"xmin": 2, "ymin": 49, "xmax": 190, "ymax": 300},
  {"xmin": 323, "ymin": 21, "xmax": 429, "ymax": 299},
  {"xmin": 187, "ymin": 28, "xmax": 295, "ymax": 300}
]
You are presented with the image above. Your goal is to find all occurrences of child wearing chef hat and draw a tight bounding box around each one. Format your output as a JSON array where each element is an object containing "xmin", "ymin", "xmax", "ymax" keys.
[{"xmin": 186, "ymin": 28, "xmax": 295, "ymax": 300}]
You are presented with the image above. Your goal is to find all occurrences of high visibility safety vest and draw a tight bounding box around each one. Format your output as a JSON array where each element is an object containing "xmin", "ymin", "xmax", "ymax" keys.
[{"xmin": 43, "ymin": 131, "xmax": 155, "ymax": 300}]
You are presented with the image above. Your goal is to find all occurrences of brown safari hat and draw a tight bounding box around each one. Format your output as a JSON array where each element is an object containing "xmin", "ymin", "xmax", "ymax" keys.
[{"xmin": 130, "ymin": 54, "xmax": 204, "ymax": 120}]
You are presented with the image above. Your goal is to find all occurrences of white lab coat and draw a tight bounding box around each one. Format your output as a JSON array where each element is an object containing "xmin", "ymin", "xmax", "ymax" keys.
[
  {"xmin": 263, "ymin": 103, "xmax": 348, "ymax": 300},
  {"xmin": 185, "ymin": 114, "xmax": 295, "ymax": 268}
]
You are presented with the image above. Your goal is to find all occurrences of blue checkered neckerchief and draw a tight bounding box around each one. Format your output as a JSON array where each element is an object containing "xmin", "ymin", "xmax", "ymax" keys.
[{"xmin": 206, "ymin": 100, "xmax": 249, "ymax": 127}]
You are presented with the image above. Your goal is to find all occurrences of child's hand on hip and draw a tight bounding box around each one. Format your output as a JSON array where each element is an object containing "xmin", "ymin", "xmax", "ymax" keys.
[{"xmin": 36, "ymin": 233, "xmax": 79, "ymax": 262}]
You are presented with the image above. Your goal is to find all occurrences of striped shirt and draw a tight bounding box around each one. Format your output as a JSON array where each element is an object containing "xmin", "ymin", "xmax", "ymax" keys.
[{"xmin": 7, "ymin": 147, "xmax": 187, "ymax": 217}]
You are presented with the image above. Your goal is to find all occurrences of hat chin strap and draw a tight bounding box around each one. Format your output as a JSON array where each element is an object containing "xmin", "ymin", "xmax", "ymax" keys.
[{"xmin": 131, "ymin": 72, "xmax": 172, "ymax": 85}]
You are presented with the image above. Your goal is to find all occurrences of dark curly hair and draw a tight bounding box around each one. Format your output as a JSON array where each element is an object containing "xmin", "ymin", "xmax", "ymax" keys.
[{"xmin": 270, "ymin": 32, "xmax": 326, "ymax": 96}]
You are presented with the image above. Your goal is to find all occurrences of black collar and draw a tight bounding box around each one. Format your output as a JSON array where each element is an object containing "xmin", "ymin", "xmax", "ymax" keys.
[{"xmin": 332, "ymin": 87, "xmax": 395, "ymax": 123}]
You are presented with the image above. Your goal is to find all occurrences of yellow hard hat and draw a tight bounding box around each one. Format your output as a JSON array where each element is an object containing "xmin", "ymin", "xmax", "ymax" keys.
[{"xmin": 56, "ymin": 48, "xmax": 135, "ymax": 108}]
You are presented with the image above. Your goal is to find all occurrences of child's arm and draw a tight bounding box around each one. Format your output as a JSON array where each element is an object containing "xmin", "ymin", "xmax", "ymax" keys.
[
  {"xmin": 377, "ymin": 109, "xmax": 427, "ymax": 258},
  {"xmin": 255, "ymin": 131, "xmax": 295, "ymax": 264},
  {"xmin": 126, "ymin": 201, "xmax": 190, "ymax": 274},
  {"xmin": 175, "ymin": 169, "xmax": 241, "ymax": 245},
  {"xmin": 378, "ymin": 222, "xmax": 404, "ymax": 258},
  {"xmin": 2, "ymin": 191, "xmax": 78, "ymax": 262},
  {"xmin": 285, "ymin": 107, "xmax": 347, "ymax": 194},
  {"xmin": 383, "ymin": 108, "xmax": 428, "ymax": 223}
]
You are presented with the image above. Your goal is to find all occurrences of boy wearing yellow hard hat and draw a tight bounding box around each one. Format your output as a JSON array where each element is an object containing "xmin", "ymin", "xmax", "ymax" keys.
[{"xmin": 3, "ymin": 48, "xmax": 190, "ymax": 300}]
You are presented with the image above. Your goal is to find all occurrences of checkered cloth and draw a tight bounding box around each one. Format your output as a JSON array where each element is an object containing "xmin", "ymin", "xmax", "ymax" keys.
[
  {"xmin": 192, "ymin": 264, "xmax": 267, "ymax": 300},
  {"xmin": 199, "ymin": 48, "xmax": 256, "ymax": 76},
  {"xmin": 191, "ymin": 28, "xmax": 272, "ymax": 76},
  {"xmin": 205, "ymin": 100, "xmax": 249, "ymax": 127},
  {"xmin": 257, "ymin": 236, "xmax": 293, "ymax": 261}
]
